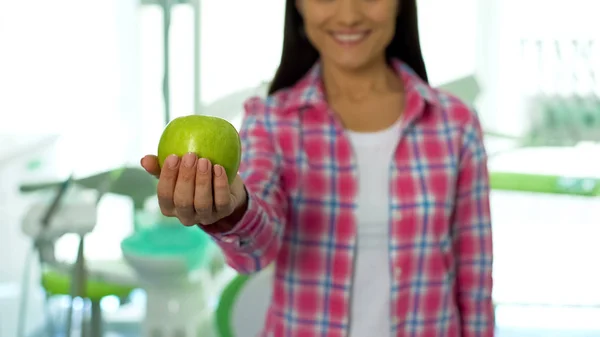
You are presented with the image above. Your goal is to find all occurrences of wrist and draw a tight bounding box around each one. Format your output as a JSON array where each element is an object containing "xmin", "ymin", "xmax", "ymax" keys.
[
  {"xmin": 231, "ymin": 174, "xmax": 246, "ymax": 208},
  {"xmin": 224, "ymin": 183, "xmax": 249, "ymax": 224}
]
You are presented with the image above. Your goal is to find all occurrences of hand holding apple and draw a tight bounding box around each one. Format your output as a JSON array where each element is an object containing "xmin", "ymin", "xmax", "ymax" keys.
[{"xmin": 140, "ymin": 115, "xmax": 246, "ymax": 226}]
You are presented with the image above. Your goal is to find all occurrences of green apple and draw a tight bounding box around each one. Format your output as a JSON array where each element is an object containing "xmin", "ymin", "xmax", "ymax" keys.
[{"xmin": 157, "ymin": 115, "xmax": 241, "ymax": 184}]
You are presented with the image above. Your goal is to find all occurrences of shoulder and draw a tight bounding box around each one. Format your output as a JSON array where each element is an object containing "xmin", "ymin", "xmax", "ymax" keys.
[
  {"xmin": 242, "ymin": 89, "xmax": 294, "ymax": 133},
  {"xmin": 431, "ymin": 88, "xmax": 482, "ymax": 130},
  {"xmin": 242, "ymin": 87, "xmax": 297, "ymax": 118},
  {"xmin": 428, "ymin": 89, "xmax": 486, "ymax": 160},
  {"xmin": 394, "ymin": 60, "xmax": 482, "ymax": 133},
  {"xmin": 242, "ymin": 76, "xmax": 320, "ymax": 129},
  {"xmin": 239, "ymin": 87, "xmax": 301, "ymax": 141},
  {"xmin": 243, "ymin": 62, "xmax": 323, "ymax": 121},
  {"xmin": 400, "ymin": 65, "xmax": 486, "ymax": 157}
]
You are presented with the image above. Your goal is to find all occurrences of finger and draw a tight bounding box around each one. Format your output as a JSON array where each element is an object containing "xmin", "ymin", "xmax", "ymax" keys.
[
  {"xmin": 157, "ymin": 155, "xmax": 179, "ymax": 216},
  {"xmin": 194, "ymin": 158, "xmax": 213, "ymax": 223},
  {"xmin": 213, "ymin": 165, "xmax": 232, "ymax": 215},
  {"xmin": 141, "ymin": 155, "xmax": 161, "ymax": 177},
  {"xmin": 173, "ymin": 153, "xmax": 198, "ymax": 226}
]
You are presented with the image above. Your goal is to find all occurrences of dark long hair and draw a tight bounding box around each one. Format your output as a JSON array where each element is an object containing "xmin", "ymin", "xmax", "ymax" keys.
[{"xmin": 268, "ymin": 0, "xmax": 429, "ymax": 95}]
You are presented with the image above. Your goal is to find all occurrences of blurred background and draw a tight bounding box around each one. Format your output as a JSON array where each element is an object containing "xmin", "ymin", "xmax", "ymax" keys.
[{"xmin": 0, "ymin": 0, "xmax": 599, "ymax": 336}]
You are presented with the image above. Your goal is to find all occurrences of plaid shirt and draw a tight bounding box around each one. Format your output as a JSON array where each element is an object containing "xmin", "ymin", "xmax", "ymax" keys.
[{"xmin": 210, "ymin": 60, "xmax": 494, "ymax": 337}]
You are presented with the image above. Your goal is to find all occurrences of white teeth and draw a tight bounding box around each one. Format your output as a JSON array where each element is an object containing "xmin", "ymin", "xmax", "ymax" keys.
[{"xmin": 333, "ymin": 33, "xmax": 366, "ymax": 42}]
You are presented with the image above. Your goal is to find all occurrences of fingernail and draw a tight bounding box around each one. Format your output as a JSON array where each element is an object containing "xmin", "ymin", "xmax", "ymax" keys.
[
  {"xmin": 214, "ymin": 165, "xmax": 224, "ymax": 177},
  {"xmin": 198, "ymin": 158, "xmax": 209, "ymax": 173},
  {"xmin": 166, "ymin": 155, "xmax": 179, "ymax": 168},
  {"xmin": 182, "ymin": 153, "xmax": 196, "ymax": 167}
]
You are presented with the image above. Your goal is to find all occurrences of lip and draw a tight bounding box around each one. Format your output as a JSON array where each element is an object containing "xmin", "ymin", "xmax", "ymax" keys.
[{"xmin": 330, "ymin": 30, "xmax": 371, "ymax": 46}]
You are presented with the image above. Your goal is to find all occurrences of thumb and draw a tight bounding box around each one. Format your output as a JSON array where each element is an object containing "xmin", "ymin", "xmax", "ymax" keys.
[{"xmin": 140, "ymin": 155, "xmax": 161, "ymax": 178}]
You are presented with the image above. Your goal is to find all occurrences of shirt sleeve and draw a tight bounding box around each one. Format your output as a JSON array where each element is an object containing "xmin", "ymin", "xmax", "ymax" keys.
[
  {"xmin": 206, "ymin": 97, "xmax": 287, "ymax": 274},
  {"xmin": 453, "ymin": 111, "xmax": 495, "ymax": 337}
]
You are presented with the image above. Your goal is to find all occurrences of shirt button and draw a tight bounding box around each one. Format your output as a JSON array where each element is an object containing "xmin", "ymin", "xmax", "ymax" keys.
[{"xmin": 221, "ymin": 236, "xmax": 237, "ymax": 244}]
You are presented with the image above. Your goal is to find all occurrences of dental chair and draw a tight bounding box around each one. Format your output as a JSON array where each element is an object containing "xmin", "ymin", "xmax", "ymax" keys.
[
  {"xmin": 121, "ymin": 217, "xmax": 220, "ymax": 337},
  {"xmin": 211, "ymin": 266, "xmax": 274, "ymax": 337},
  {"xmin": 17, "ymin": 168, "xmax": 154, "ymax": 337}
]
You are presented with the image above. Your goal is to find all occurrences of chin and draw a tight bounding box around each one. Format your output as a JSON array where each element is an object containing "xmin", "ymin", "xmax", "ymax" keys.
[
  {"xmin": 330, "ymin": 56, "xmax": 380, "ymax": 73},
  {"xmin": 335, "ymin": 59, "xmax": 376, "ymax": 72}
]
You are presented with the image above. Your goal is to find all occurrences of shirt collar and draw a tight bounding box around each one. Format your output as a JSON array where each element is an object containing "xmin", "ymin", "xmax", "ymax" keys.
[{"xmin": 280, "ymin": 58, "xmax": 439, "ymax": 115}]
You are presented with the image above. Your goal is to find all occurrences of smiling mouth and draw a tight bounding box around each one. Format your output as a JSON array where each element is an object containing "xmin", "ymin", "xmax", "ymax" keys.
[{"xmin": 330, "ymin": 31, "xmax": 370, "ymax": 46}]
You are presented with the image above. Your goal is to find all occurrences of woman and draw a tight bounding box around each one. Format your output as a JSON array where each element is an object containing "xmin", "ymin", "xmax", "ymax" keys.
[{"xmin": 141, "ymin": 0, "xmax": 495, "ymax": 336}]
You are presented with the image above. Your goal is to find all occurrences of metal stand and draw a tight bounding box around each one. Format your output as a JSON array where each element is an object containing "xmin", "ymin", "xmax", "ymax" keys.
[
  {"xmin": 90, "ymin": 300, "xmax": 103, "ymax": 337},
  {"xmin": 65, "ymin": 235, "xmax": 88, "ymax": 337},
  {"xmin": 141, "ymin": 0, "xmax": 202, "ymax": 124},
  {"xmin": 65, "ymin": 173, "xmax": 121, "ymax": 337}
]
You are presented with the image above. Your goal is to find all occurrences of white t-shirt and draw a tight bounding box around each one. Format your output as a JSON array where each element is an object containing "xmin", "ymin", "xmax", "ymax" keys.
[{"xmin": 347, "ymin": 119, "xmax": 402, "ymax": 337}]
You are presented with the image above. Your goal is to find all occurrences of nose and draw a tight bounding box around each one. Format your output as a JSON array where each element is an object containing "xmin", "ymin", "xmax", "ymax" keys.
[{"xmin": 336, "ymin": 0, "xmax": 362, "ymax": 26}]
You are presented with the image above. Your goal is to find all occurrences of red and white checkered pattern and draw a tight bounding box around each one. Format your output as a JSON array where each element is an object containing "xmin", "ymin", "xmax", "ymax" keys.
[{"xmin": 209, "ymin": 60, "xmax": 494, "ymax": 337}]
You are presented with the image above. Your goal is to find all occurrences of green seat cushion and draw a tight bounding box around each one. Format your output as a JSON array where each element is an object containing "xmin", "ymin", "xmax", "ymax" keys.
[{"xmin": 41, "ymin": 269, "xmax": 135, "ymax": 302}]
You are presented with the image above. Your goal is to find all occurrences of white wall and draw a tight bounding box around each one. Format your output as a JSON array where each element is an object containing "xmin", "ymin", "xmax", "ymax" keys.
[
  {"xmin": 418, "ymin": 0, "xmax": 478, "ymax": 87},
  {"xmin": 476, "ymin": 0, "xmax": 600, "ymax": 136},
  {"xmin": 0, "ymin": 0, "xmax": 144, "ymax": 178}
]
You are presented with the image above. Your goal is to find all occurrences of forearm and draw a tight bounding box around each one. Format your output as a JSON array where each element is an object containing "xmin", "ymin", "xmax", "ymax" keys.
[
  {"xmin": 201, "ymin": 96, "xmax": 287, "ymax": 274},
  {"xmin": 454, "ymin": 109, "xmax": 495, "ymax": 336},
  {"xmin": 456, "ymin": 238, "xmax": 495, "ymax": 337},
  {"xmin": 202, "ymin": 188, "xmax": 285, "ymax": 274}
]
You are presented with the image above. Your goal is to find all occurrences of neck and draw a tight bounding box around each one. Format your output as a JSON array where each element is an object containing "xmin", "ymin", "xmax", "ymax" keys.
[{"xmin": 321, "ymin": 57, "xmax": 402, "ymax": 100}]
